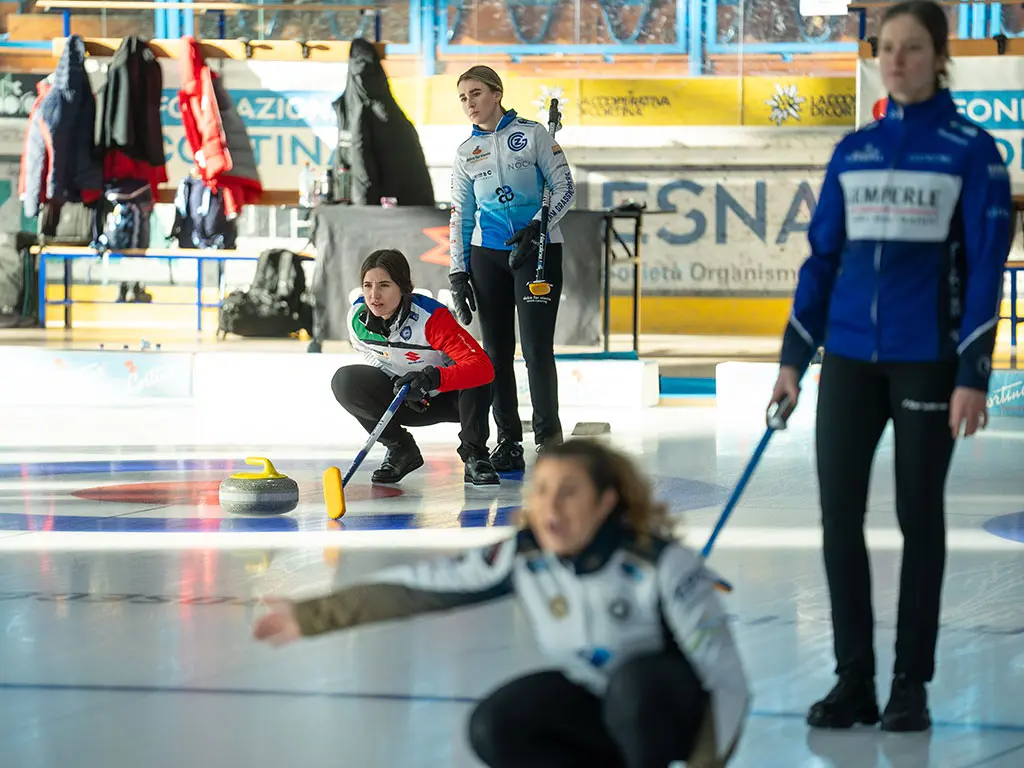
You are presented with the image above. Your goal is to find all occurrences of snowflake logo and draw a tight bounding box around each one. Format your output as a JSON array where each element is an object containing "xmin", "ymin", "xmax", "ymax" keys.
[
  {"xmin": 532, "ymin": 84, "xmax": 568, "ymax": 125},
  {"xmin": 765, "ymin": 83, "xmax": 805, "ymax": 126}
]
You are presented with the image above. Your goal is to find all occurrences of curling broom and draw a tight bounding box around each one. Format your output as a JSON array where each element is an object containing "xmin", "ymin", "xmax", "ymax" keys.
[
  {"xmin": 527, "ymin": 98, "xmax": 563, "ymax": 297},
  {"xmin": 324, "ymin": 384, "xmax": 410, "ymax": 520},
  {"xmin": 702, "ymin": 395, "xmax": 793, "ymax": 592}
]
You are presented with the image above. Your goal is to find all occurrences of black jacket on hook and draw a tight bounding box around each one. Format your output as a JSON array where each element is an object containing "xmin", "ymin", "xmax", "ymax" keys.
[
  {"xmin": 334, "ymin": 38, "xmax": 435, "ymax": 207},
  {"xmin": 95, "ymin": 35, "xmax": 165, "ymax": 169}
]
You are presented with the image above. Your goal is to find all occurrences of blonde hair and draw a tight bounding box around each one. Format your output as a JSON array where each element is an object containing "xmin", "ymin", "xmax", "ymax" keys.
[
  {"xmin": 522, "ymin": 439, "xmax": 673, "ymax": 541},
  {"xmin": 457, "ymin": 65, "xmax": 504, "ymax": 108}
]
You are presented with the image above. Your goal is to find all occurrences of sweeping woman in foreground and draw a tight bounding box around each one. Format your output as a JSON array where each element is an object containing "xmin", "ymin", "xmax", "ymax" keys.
[{"xmin": 255, "ymin": 439, "xmax": 749, "ymax": 767}]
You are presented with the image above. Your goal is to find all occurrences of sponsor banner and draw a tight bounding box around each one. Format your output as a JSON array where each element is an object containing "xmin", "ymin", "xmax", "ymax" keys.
[
  {"xmin": 857, "ymin": 56, "xmax": 1024, "ymax": 195},
  {"xmin": 987, "ymin": 369, "xmax": 1024, "ymax": 417},
  {"xmin": 0, "ymin": 348, "xmax": 193, "ymax": 405},
  {"xmin": 576, "ymin": 78, "xmax": 742, "ymax": 126},
  {"xmin": 426, "ymin": 75, "xmax": 848, "ymax": 128},
  {"xmin": 585, "ymin": 168, "xmax": 822, "ymax": 296},
  {"xmin": 743, "ymin": 76, "xmax": 857, "ymax": 128}
]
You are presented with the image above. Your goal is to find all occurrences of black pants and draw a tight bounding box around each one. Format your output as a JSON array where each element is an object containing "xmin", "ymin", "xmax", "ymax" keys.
[
  {"xmin": 470, "ymin": 245, "xmax": 562, "ymax": 444},
  {"xmin": 815, "ymin": 353, "xmax": 957, "ymax": 683},
  {"xmin": 330, "ymin": 365, "xmax": 490, "ymax": 460},
  {"xmin": 468, "ymin": 652, "xmax": 709, "ymax": 768}
]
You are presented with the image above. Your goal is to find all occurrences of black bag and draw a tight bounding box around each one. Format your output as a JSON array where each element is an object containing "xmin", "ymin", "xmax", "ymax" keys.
[
  {"xmin": 92, "ymin": 179, "xmax": 153, "ymax": 251},
  {"xmin": 0, "ymin": 232, "xmax": 40, "ymax": 328},
  {"xmin": 169, "ymin": 176, "xmax": 237, "ymax": 250},
  {"xmin": 217, "ymin": 249, "xmax": 313, "ymax": 338},
  {"xmin": 37, "ymin": 200, "xmax": 95, "ymax": 245}
]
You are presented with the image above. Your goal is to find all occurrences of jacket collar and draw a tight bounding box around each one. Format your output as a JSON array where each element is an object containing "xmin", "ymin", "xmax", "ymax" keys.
[
  {"xmin": 883, "ymin": 88, "xmax": 957, "ymax": 124},
  {"xmin": 560, "ymin": 513, "xmax": 631, "ymax": 574},
  {"xmin": 362, "ymin": 294, "xmax": 412, "ymax": 337},
  {"xmin": 471, "ymin": 109, "xmax": 519, "ymax": 137}
]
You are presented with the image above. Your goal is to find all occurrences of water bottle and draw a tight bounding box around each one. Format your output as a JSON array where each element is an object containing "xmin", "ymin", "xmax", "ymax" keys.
[{"xmin": 298, "ymin": 162, "xmax": 314, "ymax": 208}]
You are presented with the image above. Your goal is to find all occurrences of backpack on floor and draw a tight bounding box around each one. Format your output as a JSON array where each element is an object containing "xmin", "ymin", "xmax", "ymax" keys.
[
  {"xmin": 0, "ymin": 232, "xmax": 40, "ymax": 328},
  {"xmin": 92, "ymin": 179, "xmax": 153, "ymax": 251},
  {"xmin": 217, "ymin": 249, "xmax": 312, "ymax": 338},
  {"xmin": 169, "ymin": 176, "xmax": 237, "ymax": 250}
]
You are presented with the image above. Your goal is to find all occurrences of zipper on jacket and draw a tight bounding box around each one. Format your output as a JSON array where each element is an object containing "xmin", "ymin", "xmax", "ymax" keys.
[
  {"xmin": 491, "ymin": 132, "xmax": 517, "ymax": 239},
  {"xmin": 871, "ymin": 243, "xmax": 881, "ymax": 363},
  {"xmin": 874, "ymin": 115, "xmax": 909, "ymax": 364}
]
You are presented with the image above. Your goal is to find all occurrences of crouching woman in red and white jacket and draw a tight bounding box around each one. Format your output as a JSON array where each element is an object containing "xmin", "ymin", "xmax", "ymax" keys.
[{"xmin": 332, "ymin": 248, "xmax": 499, "ymax": 486}]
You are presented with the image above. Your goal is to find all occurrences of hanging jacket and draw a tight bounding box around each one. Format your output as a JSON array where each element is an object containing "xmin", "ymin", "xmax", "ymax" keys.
[
  {"xmin": 21, "ymin": 35, "xmax": 103, "ymax": 218},
  {"xmin": 177, "ymin": 36, "xmax": 262, "ymax": 217},
  {"xmin": 334, "ymin": 37, "xmax": 435, "ymax": 207},
  {"xmin": 448, "ymin": 108, "xmax": 575, "ymax": 275},
  {"xmin": 18, "ymin": 76, "xmax": 53, "ymax": 205},
  {"xmin": 347, "ymin": 292, "xmax": 494, "ymax": 392},
  {"xmin": 780, "ymin": 89, "xmax": 1013, "ymax": 392},
  {"xmin": 94, "ymin": 36, "xmax": 166, "ymax": 172},
  {"xmin": 293, "ymin": 516, "xmax": 750, "ymax": 761}
]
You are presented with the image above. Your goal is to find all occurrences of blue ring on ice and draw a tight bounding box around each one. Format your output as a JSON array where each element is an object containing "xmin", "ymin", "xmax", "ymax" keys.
[{"xmin": 0, "ymin": 458, "xmax": 731, "ymax": 533}]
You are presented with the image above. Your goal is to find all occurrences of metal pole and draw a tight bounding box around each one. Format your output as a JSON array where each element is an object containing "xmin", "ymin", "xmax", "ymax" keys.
[{"xmin": 603, "ymin": 214, "xmax": 612, "ymax": 353}]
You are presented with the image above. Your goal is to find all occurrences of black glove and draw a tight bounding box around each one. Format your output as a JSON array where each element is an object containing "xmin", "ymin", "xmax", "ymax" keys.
[
  {"xmin": 505, "ymin": 220, "xmax": 542, "ymax": 270},
  {"xmin": 449, "ymin": 272, "xmax": 476, "ymax": 325},
  {"xmin": 393, "ymin": 365, "xmax": 441, "ymax": 403}
]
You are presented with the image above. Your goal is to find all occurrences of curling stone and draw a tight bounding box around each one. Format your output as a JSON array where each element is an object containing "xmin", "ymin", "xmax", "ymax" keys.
[{"xmin": 219, "ymin": 457, "xmax": 299, "ymax": 516}]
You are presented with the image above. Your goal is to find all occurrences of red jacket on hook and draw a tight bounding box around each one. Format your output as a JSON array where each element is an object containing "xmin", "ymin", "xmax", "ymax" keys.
[{"xmin": 177, "ymin": 36, "xmax": 263, "ymax": 217}]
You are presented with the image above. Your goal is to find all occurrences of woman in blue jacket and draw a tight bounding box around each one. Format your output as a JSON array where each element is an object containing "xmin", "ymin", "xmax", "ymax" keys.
[{"xmin": 768, "ymin": 0, "xmax": 1012, "ymax": 733}]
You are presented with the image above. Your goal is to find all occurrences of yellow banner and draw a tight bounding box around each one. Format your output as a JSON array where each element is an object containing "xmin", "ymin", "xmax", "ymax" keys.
[
  {"xmin": 578, "ymin": 78, "xmax": 740, "ymax": 126},
  {"xmin": 741, "ymin": 77, "xmax": 857, "ymax": 127},
  {"xmin": 390, "ymin": 74, "xmax": 855, "ymax": 128}
]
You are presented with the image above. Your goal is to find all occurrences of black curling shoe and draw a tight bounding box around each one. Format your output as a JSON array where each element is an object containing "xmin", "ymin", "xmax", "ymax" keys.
[
  {"xmin": 464, "ymin": 456, "xmax": 500, "ymax": 486},
  {"xmin": 881, "ymin": 675, "xmax": 931, "ymax": 732},
  {"xmin": 807, "ymin": 676, "xmax": 880, "ymax": 729},
  {"xmin": 371, "ymin": 436, "xmax": 424, "ymax": 484},
  {"xmin": 490, "ymin": 440, "xmax": 525, "ymax": 472}
]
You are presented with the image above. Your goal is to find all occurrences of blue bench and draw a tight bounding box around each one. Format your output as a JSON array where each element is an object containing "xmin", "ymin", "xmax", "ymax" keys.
[{"xmin": 32, "ymin": 246, "xmax": 312, "ymax": 331}]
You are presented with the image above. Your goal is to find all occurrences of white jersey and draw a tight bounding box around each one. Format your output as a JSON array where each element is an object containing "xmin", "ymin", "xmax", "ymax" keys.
[
  {"xmin": 346, "ymin": 292, "xmax": 494, "ymax": 393},
  {"xmin": 448, "ymin": 108, "xmax": 576, "ymax": 274},
  {"xmin": 293, "ymin": 519, "xmax": 750, "ymax": 759}
]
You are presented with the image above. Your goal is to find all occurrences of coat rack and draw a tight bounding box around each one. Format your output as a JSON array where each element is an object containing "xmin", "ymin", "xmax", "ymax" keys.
[
  {"xmin": 51, "ymin": 35, "xmax": 386, "ymax": 62},
  {"xmin": 38, "ymin": 0, "xmax": 385, "ymax": 60}
]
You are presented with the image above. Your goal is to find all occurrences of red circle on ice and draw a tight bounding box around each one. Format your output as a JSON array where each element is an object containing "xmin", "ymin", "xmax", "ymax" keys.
[{"xmin": 70, "ymin": 480, "xmax": 404, "ymax": 506}]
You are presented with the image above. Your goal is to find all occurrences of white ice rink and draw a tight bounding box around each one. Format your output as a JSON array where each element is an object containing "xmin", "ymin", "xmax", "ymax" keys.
[{"xmin": 1, "ymin": 398, "xmax": 1022, "ymax": 767}]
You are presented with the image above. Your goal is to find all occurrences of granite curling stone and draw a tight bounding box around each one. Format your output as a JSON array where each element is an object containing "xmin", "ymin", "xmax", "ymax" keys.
[{"xmin": 219, "ymin": 457, "xmax": 299, "ymax": 516}]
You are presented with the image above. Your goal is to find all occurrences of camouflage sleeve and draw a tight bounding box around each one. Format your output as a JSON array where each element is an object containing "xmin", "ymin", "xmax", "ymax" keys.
[{"xmin": 293, "ymin": 536, "xmax": 517, "ymax": 636}]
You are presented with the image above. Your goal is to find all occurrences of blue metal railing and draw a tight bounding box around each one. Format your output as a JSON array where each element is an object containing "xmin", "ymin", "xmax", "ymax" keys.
[
  {"xmin": 436, "ymin": 0, "xmax": 687, "ymax": 58},
  {"xmin": 0, "ymin": 0, "xmax": 1017, "ymax": 75}
]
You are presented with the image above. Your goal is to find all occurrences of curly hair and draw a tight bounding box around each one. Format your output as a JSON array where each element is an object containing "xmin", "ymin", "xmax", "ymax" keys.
[{"xmin": 525, "ymin": 439, "xmax": 673, "ymax": 540}]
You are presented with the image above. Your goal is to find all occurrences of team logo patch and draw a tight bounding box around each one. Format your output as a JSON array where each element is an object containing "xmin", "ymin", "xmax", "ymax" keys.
[
  {"xmin": 507, "ymin": 131, "xmax": 528, "ymax": 152},
  {"xmin": 405, "ymin": 351, "xmax": 420, "ymax": 362},
  {"xmin": 608, "ymin": 598, "xmax": 631, "ymax": 622},
  {"xmin": 549, "ymin": 595, "xmax": 569, "ymax": 618},
  {"xmin": 400, "ymin": 326, "xmax": 412, "ymax": 340},
  {"xmin": 620, "ymin": 560, "xmax": 644, "ymax": 581}
]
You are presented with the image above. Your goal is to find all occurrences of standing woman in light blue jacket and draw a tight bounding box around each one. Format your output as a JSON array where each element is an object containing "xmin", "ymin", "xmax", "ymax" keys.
[{"xmin": 447, "ymin": 66, "xmax": 576, "ymax": 472}]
